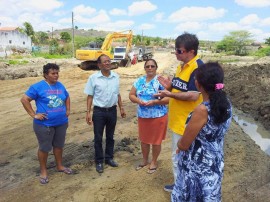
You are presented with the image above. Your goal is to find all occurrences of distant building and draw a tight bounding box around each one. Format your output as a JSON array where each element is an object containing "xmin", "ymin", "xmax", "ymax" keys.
[{"xmin": 0, "ymin": 27, "xmax": 32, "ymax": 57}]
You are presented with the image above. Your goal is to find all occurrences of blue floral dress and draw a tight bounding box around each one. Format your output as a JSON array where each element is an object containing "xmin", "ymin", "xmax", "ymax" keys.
[
  {"xmin": 133, "ymin": 75, "xmax": 167, "ymax": 118},
  {"xmin": 171, "ymin": 101, "xmax": 232, "ymax": 202}
]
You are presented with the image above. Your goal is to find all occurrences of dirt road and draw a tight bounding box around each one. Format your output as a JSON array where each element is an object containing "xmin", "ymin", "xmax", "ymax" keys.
[{"xmin": 1, "ymin": 52, "xmax": 270, "ymax": 202}]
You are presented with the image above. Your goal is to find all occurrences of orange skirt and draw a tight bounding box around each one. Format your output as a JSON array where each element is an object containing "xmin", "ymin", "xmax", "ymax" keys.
[{"xmin": 138, "ymin": 114, "xmax": 168, "ymax": 145}]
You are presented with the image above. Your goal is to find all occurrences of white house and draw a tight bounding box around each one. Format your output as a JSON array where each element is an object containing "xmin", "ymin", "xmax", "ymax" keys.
[{"xmin": 0, "ymin": 27, "xmax": 32, "ymax": 57}]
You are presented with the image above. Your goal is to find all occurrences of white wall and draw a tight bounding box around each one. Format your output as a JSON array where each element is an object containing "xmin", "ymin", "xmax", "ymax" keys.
[{"xmin": 0, "ymin": 29, "xmax": 32, "ymax": 56}]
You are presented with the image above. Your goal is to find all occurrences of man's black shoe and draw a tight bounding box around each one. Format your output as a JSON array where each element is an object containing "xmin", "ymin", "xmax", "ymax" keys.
[
  {"xmin": 96, "ymin": 163, "xmax": 103, "ymax": 173},
  {"xmin": 105, "ymin": 159, "xmax": 118, "ymax": 167}
]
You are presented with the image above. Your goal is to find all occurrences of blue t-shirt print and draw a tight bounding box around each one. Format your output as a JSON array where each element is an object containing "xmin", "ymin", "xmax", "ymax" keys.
[{"xmin": 47, "ymin": 95, "xmax": 64, "ymax": 108}]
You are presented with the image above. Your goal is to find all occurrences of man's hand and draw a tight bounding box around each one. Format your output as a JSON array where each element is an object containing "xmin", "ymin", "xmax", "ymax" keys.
[
  {"xmin": 120, "ymin": 107, "xmax": 126, "ymax": 118},
  {"xmin": 154, "ymin": 89, "xmax": 172, "ymax": 98},
  {"xmin": 157, "ymin": 75, "xmax": 172, "ymax": 90},
  {"xmin": 86, "ymin": 112, "xmax": 92, "ymax": 125}
]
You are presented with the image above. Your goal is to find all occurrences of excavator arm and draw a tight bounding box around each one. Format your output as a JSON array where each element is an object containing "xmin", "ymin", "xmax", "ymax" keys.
[
  {"xmin": 76, "ymin": 30, "xmax": 133, "ymax": 70},
  {"xmin": 101, "ymin": 30, "xmax": 133, "ymax": 51}
]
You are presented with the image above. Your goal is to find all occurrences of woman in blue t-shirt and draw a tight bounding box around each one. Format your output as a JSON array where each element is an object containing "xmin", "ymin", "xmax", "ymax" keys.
[
  {"xmin": 21, "ymin": 63, "xmax": 72, "ymax": 185},
  {"xmin": 129, "ymin": 59, "xmax": 169, "ymax": 174}
]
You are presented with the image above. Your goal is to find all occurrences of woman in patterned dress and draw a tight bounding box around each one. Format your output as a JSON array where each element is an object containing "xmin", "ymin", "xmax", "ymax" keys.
[
  {"xmin": 171, "ymin": 62, "xmax": 232, "ymax": 201},
  {"xmin": 129, "ymin": 59, "xmax": 169, "ymax": 174}
]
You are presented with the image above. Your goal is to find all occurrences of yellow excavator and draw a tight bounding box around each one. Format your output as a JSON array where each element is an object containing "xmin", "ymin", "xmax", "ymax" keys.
[{"xmin": 76, "ymin": 30, "xmax": 133, "ymax": 70}]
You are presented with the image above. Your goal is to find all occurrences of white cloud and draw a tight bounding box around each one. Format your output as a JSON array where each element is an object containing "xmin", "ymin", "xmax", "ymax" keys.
[
  {"xmin": 128, "ymin": 1, "xmax": 157, "ymax": 16},
  {"xmin": 175, "ymin": 22, "xmax": 204, "ymax": 32},
  {"xmin": 1, "ymin": 0, "xmax": 63, "ymax": 16},
  {"xmin": 208, "ymin": 22, "xmax": 240, "ymax": 32},
  {"xmin": 94, "ymin": 20, "xmax": 134, "ymax": 32},
  {"xmin": 69, "ymin": 10, "xmax": 110, "ymax": 25},
  {"xmin": 53, "ymin": 10, "xmax": 68, "ymax": 17},
  {"xmin": 138, "ymin": 23, "xmax": 155, "ymax": 30},
  {"xmin": 0, "ymin": 16, "xmax": 16, "ymax": 27},
  {"xmin": 154, "ymin": 12, "xmax": 164, "ymax": 22},
  {"xmin": 239, "ymin": 14, "xmax": 260, "ymax": 25},
  {"xmin": 168, "ymin": 7, "xmax": 226, "ymax": 22},
  {"xmin": 235, "ymin": 0, "xmax": 270, "ymax": 7},
  {"xmin": 109, "ymin": 8, "xmax": 127, "ymax": 16},
  {"xmin": 261, "ymin": 17, "xmax": 270, "ymax": 26},
  {"xmin": 73, "ymin": 5, "xmax": 96, "ymax": 16}
]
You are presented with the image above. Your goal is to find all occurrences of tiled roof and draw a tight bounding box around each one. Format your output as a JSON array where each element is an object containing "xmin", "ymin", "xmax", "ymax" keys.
[{"xmin": 0, "ymin": 27, "xmax": 18, "ymax": 31}]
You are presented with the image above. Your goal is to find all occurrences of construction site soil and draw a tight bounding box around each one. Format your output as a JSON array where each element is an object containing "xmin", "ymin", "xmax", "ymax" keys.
[{"xmin": 0, "ymin": 52, "xmax": 270, "ymax": 202}]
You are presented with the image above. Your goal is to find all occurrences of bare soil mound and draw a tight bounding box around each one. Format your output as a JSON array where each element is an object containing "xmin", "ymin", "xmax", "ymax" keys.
[{"xmin": 223, "ymin": 63, "xmax": 270, "ymax": 130}]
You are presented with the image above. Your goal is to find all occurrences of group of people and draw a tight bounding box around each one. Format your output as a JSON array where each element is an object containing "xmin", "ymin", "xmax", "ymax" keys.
[{"xmin": 21, "ymin": 32, "xmax": 232, "ymax": 201}]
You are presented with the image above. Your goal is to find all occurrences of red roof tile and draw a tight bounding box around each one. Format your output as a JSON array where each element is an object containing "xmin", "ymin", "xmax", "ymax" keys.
[{"xmin": 0, "ymin": 27, "xmax": 18, "ymax": 31}]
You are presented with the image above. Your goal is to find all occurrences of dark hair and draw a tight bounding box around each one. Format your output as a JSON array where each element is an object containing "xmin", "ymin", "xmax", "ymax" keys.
[
  {"xmin": 175, "ymin": 32, "xmax": 199, "ymax": 55},
  {"xmin": 144, "ymin": 58, "xmax": 158, "ymax": 68},
  {"xmin": 195, "ymin": 62, "xmax": 231, "ymax": 124},
  {"xmin": 43, "ymin": 63, "xmax": 59, "ymax": 78},
  {"xmin": 97, "ymin": 54, "xmax": 109, "ymax": 64}
]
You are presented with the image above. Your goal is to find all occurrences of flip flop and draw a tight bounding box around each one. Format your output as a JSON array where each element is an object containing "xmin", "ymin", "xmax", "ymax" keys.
[
  {"xmin": 135, "ymin": 164, "xmax": 148, "ymax": 171},
  {"xmin": 147, "ymin": 167, "xmax": 157, "ymax": 174},
  {"xmin": 58, "ymin": 167, "xmax": 73, "ymax": 175},
  {"xmin": 39, "ymin": 176, "xmax": 49, "ymax": 185}
]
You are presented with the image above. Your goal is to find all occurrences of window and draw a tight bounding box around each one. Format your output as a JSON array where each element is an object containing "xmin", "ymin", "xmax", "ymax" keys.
[
  {"xmin": 9, "ymin": 40, "xmax": 12, "ymax": 44},
  {"xmin": 23, "ymin": 41, "xmax": 25, "ymax": 45}
]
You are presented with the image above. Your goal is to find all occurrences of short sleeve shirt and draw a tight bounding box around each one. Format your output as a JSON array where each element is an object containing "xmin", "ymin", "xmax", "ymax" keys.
[
  {"xmin": 84, "ymin": 71, "xmax": 119, "ymax": 107},
  {"xmin": 169, "ymin": 55, "xmax": 204, "ymax": 135},
  {"xmin": 25, "ymin": 80, "xmax": 69, "ymax": 126},
  {"xmin": 133, "ymin": 75, "xmax": 168, "ymax": 118}
]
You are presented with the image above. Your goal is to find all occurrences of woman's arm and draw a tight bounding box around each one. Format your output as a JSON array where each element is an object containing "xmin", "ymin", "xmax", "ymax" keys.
[
  {"xmin": 65, "ymin": 96, "xmax": 70, "ymax": 117},
  {"xmin": 177, "ymin": 104, "xmax": 208, "ymax": 151},
  {"xmin": 129, "ymin": 86, "xmax": 144, "ymax": 105},
  {"xmin": 20, "ymin": 94, "xmax": 47, "ymax": 120}
]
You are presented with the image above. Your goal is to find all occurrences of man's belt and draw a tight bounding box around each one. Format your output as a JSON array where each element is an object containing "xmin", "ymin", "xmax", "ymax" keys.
[{"xmin": 94, "ymin": 105, "xmax": 116, "ymax": 112}]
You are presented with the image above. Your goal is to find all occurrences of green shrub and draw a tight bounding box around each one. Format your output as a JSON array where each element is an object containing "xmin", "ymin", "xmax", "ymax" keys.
[
  {"xmin": 8, "ymin": 60, "xmax": 29, "ymax": 65},
  {"xmin": 31, "ymin": 52, "xmax": 72, "ymax": 59},
  {"xmin": 252, "ymin": 46, "xmax": 270, "ymax": 57}
]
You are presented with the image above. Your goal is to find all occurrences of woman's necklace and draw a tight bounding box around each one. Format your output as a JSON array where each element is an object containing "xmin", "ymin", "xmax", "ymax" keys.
[{"xmin": 45, "ymin": 80, "xmax": 58, "ymax": 95}]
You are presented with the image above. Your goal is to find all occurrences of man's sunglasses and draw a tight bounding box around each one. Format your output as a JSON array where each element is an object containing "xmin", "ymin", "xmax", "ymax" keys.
[
  {"xmin": 175, "ymin": 48, "xmax": 185, "ymax": 54},
  {"xmin": 145, "ymin": 65, "xmax": 156, "ymax": 69}
]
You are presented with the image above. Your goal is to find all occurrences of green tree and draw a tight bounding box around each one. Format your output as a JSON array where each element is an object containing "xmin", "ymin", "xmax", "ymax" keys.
[
  {"xmin": 49, "ymin": 38, "xmax": 59, "ymax": 54},
  {"xmin": 75, "ymin": 26, "xmax": 78, "ymax": 30},
  {"xmin": 216, "ymin": 30, "xmax": 254, "ymax": 55},
  {"xmin": 60, "ymin": 32, "xmax": 71, "ymax": 43},
  {"xmin": 265, "ymin": 37, "xmax": 270, "ymax": 45},
  {"xmin": 23, "ymin": 22, "xmax": 35, "ymax": 43},
  {"xmin": 35, "ymin": 31, "xmax": 49, "ymax": 44}
]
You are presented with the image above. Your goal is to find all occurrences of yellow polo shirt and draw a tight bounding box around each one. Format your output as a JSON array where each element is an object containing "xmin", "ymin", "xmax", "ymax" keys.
[{"xmin": 168, "ymin": 55, "xmax": 203, "ymax": 135}]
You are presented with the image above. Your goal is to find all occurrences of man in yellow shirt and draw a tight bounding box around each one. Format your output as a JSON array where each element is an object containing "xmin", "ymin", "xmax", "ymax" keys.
[{"xmin": 157, "ymin": 32, "xmax": 203, "ymax": 192}]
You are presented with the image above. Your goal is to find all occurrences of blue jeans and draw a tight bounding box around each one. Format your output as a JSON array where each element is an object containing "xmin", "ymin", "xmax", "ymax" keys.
[{"xmin": 92, "ymin": 106, "xmax": 117, "ymax": 163}]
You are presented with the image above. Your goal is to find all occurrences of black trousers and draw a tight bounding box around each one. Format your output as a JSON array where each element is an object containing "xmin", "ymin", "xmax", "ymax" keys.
[{"xmin": 92, "ymin": 106, "xmax": 117, "ymax": 163}]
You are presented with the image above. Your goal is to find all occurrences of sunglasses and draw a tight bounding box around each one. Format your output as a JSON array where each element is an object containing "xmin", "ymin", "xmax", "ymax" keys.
[
  {"xmin": 175, "ymin": 48, "xmax": 185, "ymax": 54},
  {"xmin": 145, "ymin": 65, "xmax": 156, "ymax": 69}
]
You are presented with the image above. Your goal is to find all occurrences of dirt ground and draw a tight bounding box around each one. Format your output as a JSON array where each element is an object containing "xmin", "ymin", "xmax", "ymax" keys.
[{"xmin": 0, "ymin": 52, "xmax": 270, "ymax": 202}]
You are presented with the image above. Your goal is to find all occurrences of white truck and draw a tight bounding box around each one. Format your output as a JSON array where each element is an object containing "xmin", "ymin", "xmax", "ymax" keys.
[
  {"xmin": 136, "ymin": 46, "xmax": 154, "ymax": 62},
  {"xmin": 112, "ymin": 46, "xmax": 136, "ymax": 67}
]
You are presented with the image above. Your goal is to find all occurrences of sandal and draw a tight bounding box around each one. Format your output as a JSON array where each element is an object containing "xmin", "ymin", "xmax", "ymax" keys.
[
  {"xmin": 58, "ymin": 167, "xmax": 73, "ymax": 175},
  {"xmin": 147, "ymin": 167, "xmax": 157, "ymax": 174},
  {"xmin": 135, "ymin": 164, "xmax": 148, "ymax": 171},
  {"xmin": 39, "ymin": 176, "xmax": 49, "ymax": 185}
]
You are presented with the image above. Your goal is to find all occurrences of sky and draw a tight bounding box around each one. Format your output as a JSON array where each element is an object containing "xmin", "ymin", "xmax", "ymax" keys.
[{"xmin": 0, "ymin": 0, "xmax": 270, "ymax": 42}]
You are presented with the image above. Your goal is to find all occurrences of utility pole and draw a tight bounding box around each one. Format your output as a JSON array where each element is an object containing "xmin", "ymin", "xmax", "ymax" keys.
[
  {"xmin": 72, "ymin": 12, "xmax": 75, "ymax": 58},
  {"xmin": 52, "ymin": 27, "xmax": 53, "ymax": 39},
  {"xmin": 141, "ymin": 30, "xmax": 143, "ymax": 45}
]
